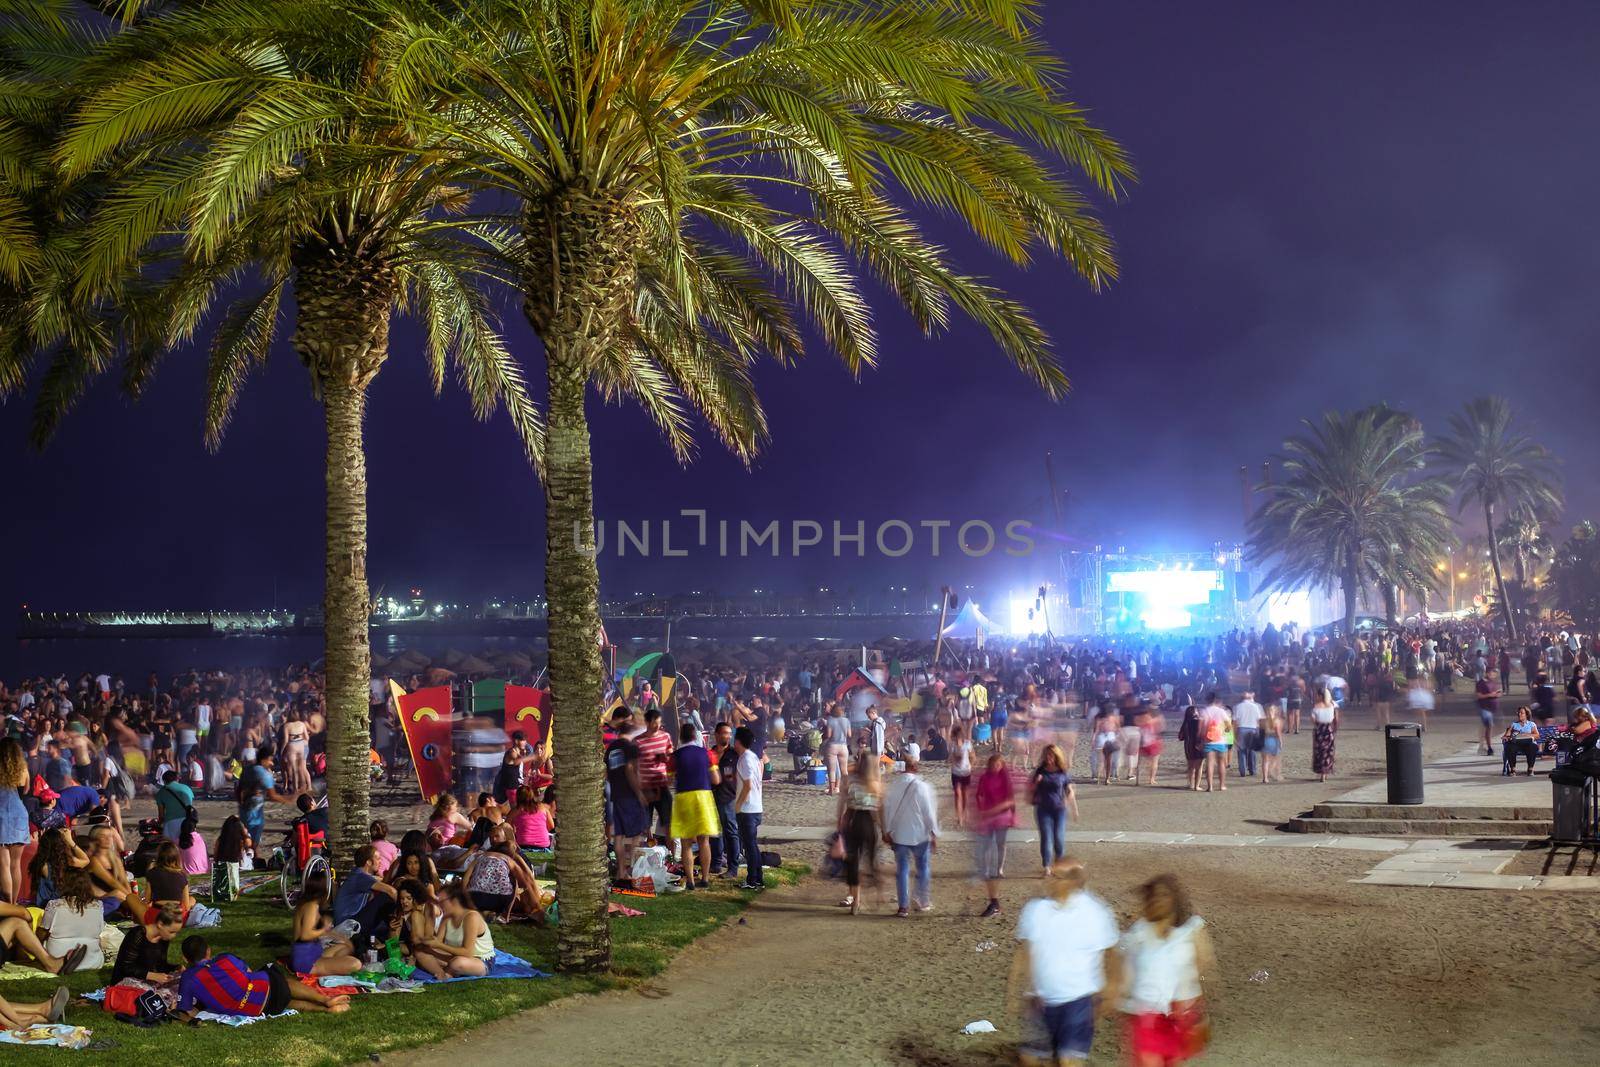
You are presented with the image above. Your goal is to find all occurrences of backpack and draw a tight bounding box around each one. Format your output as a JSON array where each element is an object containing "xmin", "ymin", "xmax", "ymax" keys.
[{"xmin": 106, "ymin": 758, "xmax": 136, "ymax": 804}]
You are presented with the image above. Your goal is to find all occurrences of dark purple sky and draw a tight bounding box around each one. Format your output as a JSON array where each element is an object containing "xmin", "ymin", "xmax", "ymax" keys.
[{"xmin": 4, "ymin": 0, "xmax": 1597, "ymax": 620}]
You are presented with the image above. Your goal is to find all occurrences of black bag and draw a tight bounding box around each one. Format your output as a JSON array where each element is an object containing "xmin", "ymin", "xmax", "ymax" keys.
[{"xmin": 759, "ymin": 849, "xmax": 782, "ymax": 868}]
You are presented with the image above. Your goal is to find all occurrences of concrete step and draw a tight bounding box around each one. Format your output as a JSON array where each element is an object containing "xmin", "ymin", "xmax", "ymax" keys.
[
  {"xmin": 1310, "ymin": 802, "xmax": 1552, "ymax": 822},
  {"xmin": 1287, "ymin": 815, "xmax": 1552, "ymax": 837}
]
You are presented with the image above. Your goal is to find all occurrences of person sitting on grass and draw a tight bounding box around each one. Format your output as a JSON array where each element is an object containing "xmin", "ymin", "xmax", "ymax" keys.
[
  {"xmin": 85, "ymin": 825, "xmax": 132, "ymax": 916},
  {"xmin": 0, "ymin": 987, "xmax": 72, "ymax": 1029},
  {"xmin": 385, "ymin": 842, "xmax": 442, "ymax": 906},
  {"xmin": 174, "ymin": 935, "xmax": 350, "ymax": 1021},
  {"xmin": 332, "ymin": 846, "xmax": 398, "ymax": 953},
  {"xmin": 42, "ymin": 862, "xmax": 121, "ymax": 970},
  {"xmin": 369, "ymin": 819, "xmax": 399, "ymax": 875},
  {"xmin": 426, "ymin": 795, "xmax": 472, "ymax": 847},
  {"xmin": 144, "ymin": 841, "xmax": 194, "ymax": 919},
  {"xmin": 412, "ymin": 884, "xmax": 493, "ymax": 979},
  {"xmin": 509, "ymin": 786, "xmax": 553, "ymax": 851},
  {"xmin": 0, "ymin": 899, "xmax": 89, "ymax": 975},
  {"xmin": 469, "ymin": 792, "xmax": 506, "ymax": 827},
  {"xmin": 291, "ymin": 868, "xmax": 361, "ymax": 976},
  {"xmin": 26, "ymin": 826, "xmax": 90, "ymax": 908},
  {"xmin": 387, "ymin": 878, "xmax": 436, "ymax": 960},
  {"xmin": 178, "ymin": 811, "xmax": 209, "ymax": 875},
  {"xmin": 110, "ymin": 902, "xmax": 183, "ymax": 984}
]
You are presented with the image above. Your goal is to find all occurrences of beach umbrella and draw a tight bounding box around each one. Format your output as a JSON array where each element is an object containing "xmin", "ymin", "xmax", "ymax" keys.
[
  {"xmin": 457, "ymin": 654, "xmax": 496, "ymax": 675},
  {"xmin": 501, "ymin": 651, "xmax": 534, "ymax": 672},
  {"xmin": 440, "ymin": 648, "xmax": 469, "ymax": 669},
  {"xmin": 424, "ymin": 666, "xmax": 456, "ymax": 686},
  {"xmin": 369, "ymin": 652, "xmax": 390, "ymax": 670}
]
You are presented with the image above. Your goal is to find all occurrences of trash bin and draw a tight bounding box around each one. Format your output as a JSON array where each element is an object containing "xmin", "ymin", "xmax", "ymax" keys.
[
  {"xmin": 1552, "ymin": 776, "xmax": 1588, "ymax": 843},
  {"xmin": 1384, "ymin": 723, "xmax": 1424, "ymax": 805}
]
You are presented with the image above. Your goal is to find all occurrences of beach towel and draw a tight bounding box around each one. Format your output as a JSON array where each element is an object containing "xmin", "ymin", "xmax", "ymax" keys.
[
  {"xmin": 78, "ymin": 989, "xmax": 298, "ymax": 1027},
  {"xmin": 0, "ymin": 1024, "xmax": 94, "ymax": 1049},
  {"xmin": 412, "ymin": 950, "xmax": 551, "ymax": 983},
  {"xmin": 607, "ymin": 903, "xmax": 646, "ymax": 917}
]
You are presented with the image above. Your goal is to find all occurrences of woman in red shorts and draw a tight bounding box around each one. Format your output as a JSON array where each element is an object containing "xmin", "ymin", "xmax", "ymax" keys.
[{"xmin": 1119, "ymin": 874, "xmax": 1215, "ymax": 1066}]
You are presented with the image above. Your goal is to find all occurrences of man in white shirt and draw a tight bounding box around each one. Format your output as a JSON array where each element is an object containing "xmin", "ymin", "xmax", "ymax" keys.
[
  {"xmin": 1008, "ymin": 859, "xmax": 1121, "ymax": 1065},
  {"xmin": 1231, "ymin": 690, "xmax": 1264, "ymax": 779},
  {"xmin": 733, "ymin": 726, "xmax": 765, "ymax": 890},
  {"xmin": 882, "ymin": 753, "xmax": 940, "ymax": 916}
]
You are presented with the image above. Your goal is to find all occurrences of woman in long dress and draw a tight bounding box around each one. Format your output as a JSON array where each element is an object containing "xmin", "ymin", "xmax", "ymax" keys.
[{"xmin": 1310, "ymin": 688, "xmax": 1339, "ymax": 781}]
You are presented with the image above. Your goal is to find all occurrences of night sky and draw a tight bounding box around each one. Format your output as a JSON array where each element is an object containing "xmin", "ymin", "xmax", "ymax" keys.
[{"xmin": 4, "ymin": 1, "xmax": 1597, "ymax": 626}]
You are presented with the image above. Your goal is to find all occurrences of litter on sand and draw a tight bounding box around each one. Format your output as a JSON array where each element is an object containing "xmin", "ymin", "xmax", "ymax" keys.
[
  {"xmin": 974, "ymin": 940, "xmax": 997, "ymax": 953},
  {"xmin": 960, "ymin": 1020, "xmax": 997, "ymax": 1035}
]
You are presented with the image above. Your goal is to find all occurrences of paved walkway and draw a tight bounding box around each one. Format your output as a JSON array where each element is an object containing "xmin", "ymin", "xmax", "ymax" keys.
[
  {"xmin": 1331, "ymin": 747, "xmax": 1551, "ymax": 811},
  {"xmin": 1353, "ymin": 838, "xmax": 1600, "ymax": 891},
  {"xmin": 761, "ymin": 823, "xmax": 1408, "ymax": 853}
]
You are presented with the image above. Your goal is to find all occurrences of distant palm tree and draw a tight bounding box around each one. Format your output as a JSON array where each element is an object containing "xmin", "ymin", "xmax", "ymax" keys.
[
  {"xmin": 367, "ymin": 0, "xmax": 1134, "ymax": 972},
  {"xmin": 1435, "ymin": 397, "xmax": 1563, "ymax": 643},
  {"xmin": 1249, "ymin": 407, "xmax": 1453, "ymax": 636},
  {"xmin": 46, "ymin": 0, "xmax": 546, "ymax": 864},
  {"xmin": 1496, "ymin": 513, "xmax": 1552, "ymax": 616}
]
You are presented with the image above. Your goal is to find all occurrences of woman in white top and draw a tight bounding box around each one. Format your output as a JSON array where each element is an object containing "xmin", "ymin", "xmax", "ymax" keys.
[
  {"xmin": 42, "ymin": 864, "xmax": 118, "ymax": 971},
  {"xmin": 1310, "ymin": 687, "xmax": 1339, "ymax": 782},
  {"xmin": 948, "ymin": 725, "xmax": 974, "ymax": 828},
  {"xmin": 1119, "ymin": 874, "xmax": 1216, "ymax": 1066}
]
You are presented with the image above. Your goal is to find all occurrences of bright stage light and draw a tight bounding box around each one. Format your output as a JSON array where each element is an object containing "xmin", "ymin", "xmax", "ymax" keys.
[
  {"xmin": 1105, "ymin": 568, "xmax": 1222, "ymax": 632},
  {"xmin": 1009, "ymin": 596, "xmax": 1035, "ymax": 636},
  {"xmin": 1264, "ymin": 590, "xmax": 1312, "ymax": 629}
]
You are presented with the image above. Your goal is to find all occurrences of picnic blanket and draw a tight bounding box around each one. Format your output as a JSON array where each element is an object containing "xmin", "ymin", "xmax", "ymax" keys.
[
  {"xmin": 0, "ymin": 964, "xmax": 54, "ymax": 981},
  {"xmin": 0, "ymin": 1024, "xmax": 94, "ymax": 1049},
  {"xmin": 78, "ymin": 988, "xmax": 299, "ymax": 1027},
  {"xmin": 413, "ymin": 950, "xmax": 551, "ymax": 983}
]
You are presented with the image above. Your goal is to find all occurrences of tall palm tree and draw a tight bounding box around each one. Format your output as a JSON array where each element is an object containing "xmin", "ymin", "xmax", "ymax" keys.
[
  {"xmin": 1249, "ymin": 407, "xmax": 1453, "ymax": 637},
  {"xmin": 367, "ymin": 0, "xmax": 1133, "ymax": 972},
  {"xmin": 47, "ymin": 0, "xmax": 546, "ymax": 864},
  {"xmin": 1497, "ymin": 512, "xmax": 1552, "ymax": 617},
  {"xmin": 1435, "ymin": 396, "xmax": 1563, "ymax": 643}
]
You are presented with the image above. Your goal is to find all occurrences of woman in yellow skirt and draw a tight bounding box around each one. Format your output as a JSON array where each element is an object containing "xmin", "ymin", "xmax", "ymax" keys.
[{"xmin": 669, "ymin": 723, "xmax": 722, "ymax": 889}]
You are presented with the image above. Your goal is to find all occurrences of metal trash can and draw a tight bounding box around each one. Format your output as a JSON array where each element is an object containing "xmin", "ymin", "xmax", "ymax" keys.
[
  {"xmin": 1551, "ymin": 775, "xmax": 1591, "ymax": 843},
  {"xmin": 1384, "ymin": 723, "xmax": 1424, "ymax": 805}
]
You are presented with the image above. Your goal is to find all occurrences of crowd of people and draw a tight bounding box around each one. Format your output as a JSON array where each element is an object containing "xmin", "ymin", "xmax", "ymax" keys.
[{"xmin": 1, "ymin": 614, "xmax": 1596, "ymax": 1052}]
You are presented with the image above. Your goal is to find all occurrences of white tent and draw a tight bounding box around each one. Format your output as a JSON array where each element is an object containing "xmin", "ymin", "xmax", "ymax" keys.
[{"xmin": 940, "ymin": 601, "xmax": 997, "ymax": 642}]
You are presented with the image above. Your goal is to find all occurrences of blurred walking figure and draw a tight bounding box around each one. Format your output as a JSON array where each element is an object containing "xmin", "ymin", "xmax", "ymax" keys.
[
  {"xmin": 882, "ymin": 751, "xmax": 940, "ymax": 917},
  {"xmin": 973, "ymin": 753, "xmax": 1016, "ymax": 918},
  {"xmin": 835, "ymin": 752, "xmax": 882, "ymax": 915},
  {"xmin": 1118, "ymin": 874, "xmax": 1217, "ymax": 1067},
  {"xmin": 1007, "ymin": 857, "xmax": 1120, "ymax": 1067},
  {"xmin": 1029, "ymin": 745, "xmax": 1078, "ymax": 878}
]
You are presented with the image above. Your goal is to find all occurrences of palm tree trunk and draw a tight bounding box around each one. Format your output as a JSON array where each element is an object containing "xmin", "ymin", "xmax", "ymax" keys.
[
  {"xmin": 541, "ymin": 339, "xmax": 609, "ymax": 973},
  {"xmin": 294, "ymin": 241, "xmax": 393, "ymax": 868},
  {"xmin": 522, "ymin": 191, "xmax": 643, "ymax": 974},
  {"xmin": 321, "ymin": 377, "xmax": 374, "ymax": 868},
  {"xmin": 1485, "ymin": 501, "xmax": 1517, "ymax": 642},
  {"xmin": 1342, "ymin": 560, "xmax": 1359, "ymax": 637}
]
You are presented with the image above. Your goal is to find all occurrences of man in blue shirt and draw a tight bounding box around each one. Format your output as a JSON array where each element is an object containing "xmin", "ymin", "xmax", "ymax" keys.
[
  {"xmin": 331, "ymin": 846, "xmax": 397, "ymax": 953},
  {"xmin": 236, "ymin": 751, "xmax": 290, "ymax": 851}
]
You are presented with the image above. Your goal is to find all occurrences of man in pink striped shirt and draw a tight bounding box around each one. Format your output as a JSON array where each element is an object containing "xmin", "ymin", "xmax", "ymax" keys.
[{"xmin": 634, "ymin": 708, "xmax": 676, "ymax": 848}]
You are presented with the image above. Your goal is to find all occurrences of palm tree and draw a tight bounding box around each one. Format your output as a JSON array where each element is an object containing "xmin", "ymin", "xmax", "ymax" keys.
[
  {"xmin": 46, "ymin": 0, "xmax": 546, "ymax": 864},
  {"xmin": 1496, "ymin": 512, "xmax": 1552, "ymax": 617},
  {"xmin": 1435, "ymin": 397, "xmax": 1563, "ymax": 643},
  {"xmin": 1249, "ymin": 407, "xmax": 1454, "ymax": 637},
  {"xmin": 367, "ymin": 0, "xmax": 1133, "ymax": 972}
]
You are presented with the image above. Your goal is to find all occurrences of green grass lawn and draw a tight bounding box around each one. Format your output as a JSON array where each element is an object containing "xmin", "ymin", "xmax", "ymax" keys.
[{"xmin": 6, "ymin": 865, "xmax": 802, "ymax": 1065}]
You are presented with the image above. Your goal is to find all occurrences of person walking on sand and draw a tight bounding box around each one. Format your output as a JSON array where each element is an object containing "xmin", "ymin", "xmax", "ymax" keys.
[
  {"xmin": 1177, "ymin": 706, "xmax": 1203, "ymax": 792},
  {"xmin": 1310, "ymin": 687, "xmax": 1339, "ymax": 782},
  {"xmin": 1029, "ymin": 745, "xmax": 1078, "ymax": 878},
  {"xmin": 835, "ymin": 751, "xmax": 882, "ymax": 915},
  {"xmin": 1118, "ymin": 874, "xmax": 1217, "ymax": 1067},
  {"xmin": 949, "ymin": 724, "xmax": 975, "ymax": 828},
  {"xmin": 973, "ymin": 753, "xmax": 1016, "ymax": 918},
  {"xmin": 1260, "ymin": 705, "xmax": 1284, "ymax": 783},
  {"xmin": 1138, "ymin": 704, "xmax": 1165, "ymax": 786},
  {"xmin": 882, "ymin": 751, "xmax": 939, "ymax": 917},
  {"xmin": 1006, "ymin": 858, "xmax": 1121, "ymax": 1067},
  {"xmin": 821, "ymin": 702, "xmax": 852, "ymax": 797},
  {"xmin": 1198, "ymin": 695, "xmax": 1230, "ymax": 792}
]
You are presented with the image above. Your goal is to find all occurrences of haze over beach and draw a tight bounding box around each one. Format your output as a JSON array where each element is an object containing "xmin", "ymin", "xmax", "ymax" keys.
[{"xmin": 1, "ymin": 3, "xmax": 1598, "ymax": 1065}]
